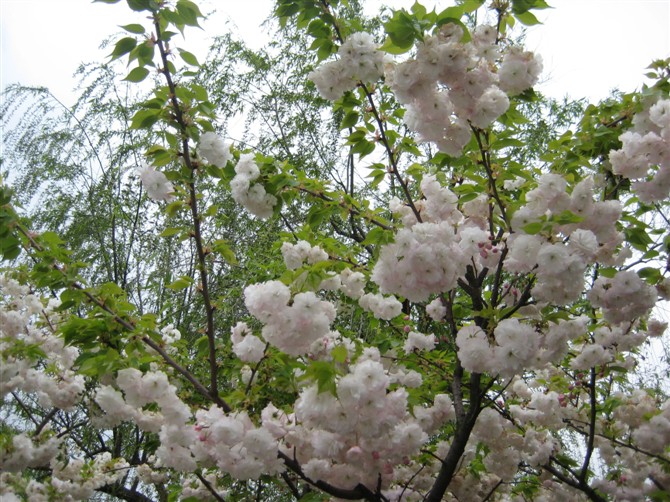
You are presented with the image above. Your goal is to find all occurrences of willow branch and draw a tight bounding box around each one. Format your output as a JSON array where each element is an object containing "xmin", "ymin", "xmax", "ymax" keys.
[{"xmin": 15, "ymin": 223, "xmax": 231, "ymax": 413}]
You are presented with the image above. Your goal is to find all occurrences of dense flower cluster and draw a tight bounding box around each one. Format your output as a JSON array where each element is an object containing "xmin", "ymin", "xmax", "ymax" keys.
[
  {"xmin": 192, "ymin": 406, "xmax": 285, "ymax": 479},
  {"xmin": 0, "ymin": 276, "xmax": 84, "ymax": 410},
  {"xmin": 4, "ymin": 1, "xmax": 670, "ymax": 500},
  {"xmin": 281, "ymin": 240, "xmax": 329, "ymax": 270},
  {"xmin": 456, "ymin": 317, "xmax": 588, "ymax": 376},
  {"xmin": 1, "ymin": 454, "xmax": 129, "ymax": 501},
  {"xmin": 609, "ymin": 97, "xmax": 670, "ymax": 202},
  {"xmin": 384, "ymin": 24, "xmax": 542, "ymax": 155},
  {"xmin": 309, "ymin": 32, "xmax": 386, "ymax": 100},
  {"xmin": 508, "ymin": 174, "xmax": 628, "ymax": 303},
  {"xmin": 263, "ymin": 355, "xmax": 455, "ymax": 491},
  {"xmin": 244, "ymin": 281, "xmax": 336, "ymax": 356},
  {"xmin": 230, "ymin": 321, "xmax": 266, "ymax": 362}
]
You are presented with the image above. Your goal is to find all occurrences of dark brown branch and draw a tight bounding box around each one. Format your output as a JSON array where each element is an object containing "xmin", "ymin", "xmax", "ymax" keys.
[
  {"xmin": 278, "ymin": 451, "xmax": 389, "ymax": 501},
  {"xmin": 543, "ymin": 459, "xmax": 607, "ymax": 502},
  {"xmin": 97, "ymin": 483, "xmax": 155, "ymax": 502},
  {"xmin": 195, "ymin": 471, "xmax": 227, "ymax": 502},
  {"xmin": 579, "ymin": 367, "xmax": 598, "ymax": 482},
  {"xmin": 152, "ymin": 14, "xmax": 220, "ymax": 401}
]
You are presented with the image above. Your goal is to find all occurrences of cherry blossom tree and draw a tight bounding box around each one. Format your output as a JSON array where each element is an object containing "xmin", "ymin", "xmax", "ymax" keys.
[{"xmin": 1, "ymin": 0, "xmax": 669, "ymax": 501}]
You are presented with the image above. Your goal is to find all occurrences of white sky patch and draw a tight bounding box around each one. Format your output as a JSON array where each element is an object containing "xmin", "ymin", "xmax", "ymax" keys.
[
  {"xmin": 524, "ymin": 0, "xmax": 670, "ymax": 101},
  {"xmin": 1, "ymin": 0, "xmax": 668, "ymax": 104}
]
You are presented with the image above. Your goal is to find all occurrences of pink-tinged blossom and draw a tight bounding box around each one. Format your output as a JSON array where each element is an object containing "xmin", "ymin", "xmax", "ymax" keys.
[
  {"xmin": 359, "ymin": 292, "xmax": 402, "ymax": 320},
  {"xmin": 403, "ymin": 331, "xmax": 437, "ymax": 354},
  {"xmin": 570, "ymin": 343, "xmax": 612, "ymax": 370},
  {"xmin": 493, "ymin": 319, "xmax": 540, "ymax": 377},
  {"xmin": 505, "ymin": 233, "xmax": 543, "ymax": 273},
  {"xmin": 587, "ymin": 270, "xmax": 656, "ymax": 325},
  {"xmin": 471, "ymin": 86, "xmax": 510, "ymax": 128},
  {"xmin": 419, "ymin": 174, "xmax": 462, "ymax": 224},
  {"xmin": 426, "ymin": 297, "xmax": 446, "ymax": 321},
  {"xmin": 244, "ymin": 281, "xmax": 336, "ymax": 356},
  {"xmin": 339, "ymin": 268, "xmax": 366, "ymax": 299},
  {"xmin": 231, "ymin": 324, "xmax": 266, "ymax": 363},
  {"xmin": 456, "ymin": 324, "xmax": 495, "ymax": 374},
  {"xmin": 372, "ymin": 221, "xmax": 466, "ymax": 302},
  {"xmin": 609, "ymin": 98, "xmax": 670, "ymax": 202},
  {"xmin": 498, "ymin": 48, "xmax": 543, "ymax": 95},
  {"xmin": 309, "ymin": 32, "xmax": 385, "ymax": 99},
  {"xmin": 281, "ymin": 240, "xmax": 328, "ymax": 270}
]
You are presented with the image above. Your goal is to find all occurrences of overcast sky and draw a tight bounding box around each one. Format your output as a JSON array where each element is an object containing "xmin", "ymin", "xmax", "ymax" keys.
[{"xmin": 1, "ymin": 0, "xmax": 669, "ymax": 106}]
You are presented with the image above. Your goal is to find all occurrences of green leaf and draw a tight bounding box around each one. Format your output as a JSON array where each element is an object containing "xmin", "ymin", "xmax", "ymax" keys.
[
  {"xmin": 367, "ymin": 169, "xmax": 386, "ymax": 188},
  {"xmin": 599, "ymin": 267, "xmax": 617, "ymax": 278},
  {"xmin": 638, "ymin": 267, "xmax": 662, "ymax": 284},
  {"xmin": 460, "ymin": 0, "xmax": 485, "ymax": 13},
  {"xmin": 340, "ymin": 111, "xmax": 359, "ymax": 129},
  {"xmin": 126, "ymin": 0, "xmax": 152, "ymax": 12},
  {"xmin": 522, "ymin": 221, "xmax": 544, "ymax": 235},
  {"xmin": 625, "ymin": 226, "xmax": 653, "ymax": 251},
  {"xmin": 212, "ymin": 239, "xmax": 238, "ymax": 265},
  {"xmin": 491, "ymin": 138, "xmax": 525, "ymax": 149},
  {"xmin": 383, "ymin": 9, "xmax": 423, "ymax": 51},
  {"xmin": 458, "ymin": 191, "xmax": 480, "ymax": 203},
  {"xmin": 302, "ymin": 360, "xmax": 338, "ymax": 394},
  {"xmin": 195, "ymin": 335, "xmax": 210, "ymax": 358},
  {"xmin": 553, "ymin": 210, "xmax": 583, "ymax": 225},
  {"xmin": 1, "ymin": 237, "xmax": 21, "ymax": 260},
  {"xmin": 515, "ymin": 11, "xmax": 541, "ymax": 26},
  {"xmin": 351, "ymin": 139, "xmax": 376, "ymax": 158},
  {"xmin": 130, "ymin": 109, "xmax": 160, "ymax": 129},
  {"xmin": 110, "ymin": 37, "xmax": 137, "ymax": 60},
  {"xmin": 120, "ymin": 23, "xmax": 145, "ymax": 34},
  {"xmin": 178, "ymin": 49, "xmax": 200, "ymax": 67},
  {"xmin": 166, "ymin": 276, "xmax": 194, "ymax": 291},
  {"xmin": 512, "ymin": 0, "xmax": 550, "ymax": 14},
  {"xmin": 362, "ymin": 226, "xmax": 393, "ymax": 246},
  {"xmin": 123, "ymin": 66, "xmax": 150, "ymax": 83},
  {"xmin": 379, "ymin": 37, "xmax": 413, "ymax": 55},
  {"xmin": 159, "ymin": 227, "xmax": 181, "ymax": 237},
  {"xmin": 176, "ymin": 0, "xmax": 202, "ymax": 27}
]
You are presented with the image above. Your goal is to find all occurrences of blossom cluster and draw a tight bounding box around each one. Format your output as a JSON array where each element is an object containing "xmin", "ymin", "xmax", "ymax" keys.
[
  {"xmin": 609, "ymin": 97, "xmax": 670, "ymax": 202},
  {"xmin": 372, "ymin": 221, "xmax": 466, "ymax": 302},
  {"xmin": 230, "ymin": 321, "xmax": 266, "ymax": 362},
  {"xmin": 262, "ymin": 353, "xmax": 455, "ymax": 491},
  {"xmin": 0, "ymin": 276, "xmax": 84, "ymax": 411},
  {"xmin": 138, "ymin": 164, "xmax": 175, "ymax": 202},
  {"xmin": 385, "ymin": 24, "xmax": 542, "ymax": 155},
  {"xmin": 192, "ymin": 406, "xmax": 285, "ymax": 480},
  {"xmin": 456, "ymin": 316, "xmax": 588, "ymax": 377},
  {"xmin": 309, "ymin": 32, "xmax": 386, "ymax": 100},
  {"xmin": 95, "ymin": 367, "xmax": 286, "ymax": 478},
  {"xmin": 372, "ymin": 175, "xmax": 500, "ymax": 302},
  {"xmin": 281, "ymin": 240, "xmax": 328, "ymax": 270},
  {"xmin": 199, "ymin": 131, "xmax": 232, "ymax": 167},
  {"xmin": 508, "ymin": 174, "xmax": 633, "ymax": 304},
  {"xmin": 244, "ymin": 280, "xmax": 336, "ymax": 355},
  {"xmin": 230, "ymin": 153, "xmax": 277, "ymax": 219},
  {"xmin": 1, "ymin": 454, "xmax": 129, "ymax": 501}
]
